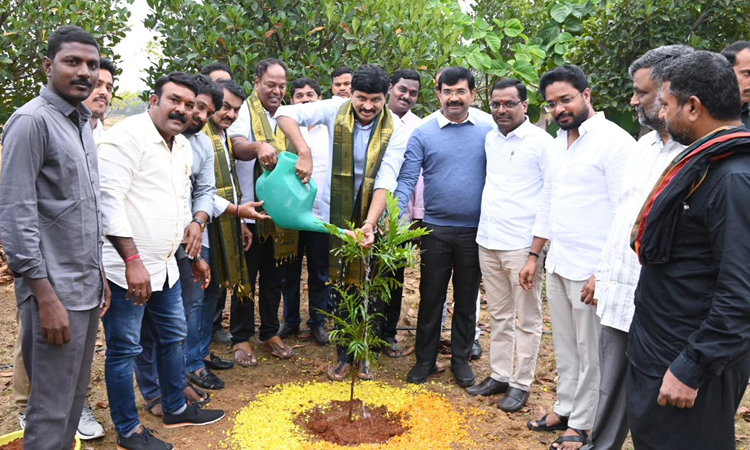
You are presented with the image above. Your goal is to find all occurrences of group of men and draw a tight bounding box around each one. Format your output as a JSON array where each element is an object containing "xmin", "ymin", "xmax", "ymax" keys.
[{"xmin": 2, "ymin": 23, "xmax": 750, "ymax": 450}]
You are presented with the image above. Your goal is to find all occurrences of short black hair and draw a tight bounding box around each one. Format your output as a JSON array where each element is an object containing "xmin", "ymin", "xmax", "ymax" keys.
[
  {"xmin": 721, "ymin": 41, "xmax": 750, "ymax": 66},
  {"xmin": 492, "ymin": 78, "xmax": 527, "ymax": 101},
  {"xmin": 628, "ymin": 45, "xmax": 694, "ymax": 83},
  {"xmin": 291, "ymin": 77, "xmax": 322, "ymax": 97},
  {"xmin": 154, "ymin": 71, "xmax": 199, "ymax": 98},
  {"xmin": 437, "ymin": 67, "xmax": 475, "ymax": 90},
  {"xmin": 201, "ymin": 62, "xmax": 233, "ymax": 78},
  {"xmin": 99, "ymin": 58, "xmax": 117, "ymax": 80},
  {"xmin": 351, "ymin": 64, "xmax": 390, "ymax": 96},
  {"xmin": 539, "ymin": 65, "xmax": 588, "ymax": 100},
  {"xmin": 662, "ymin": 51, "xmax": 740, "ymax": 121},
  {"xmin": 46, "ymin": 26, "xmax": 100, "ymax": 60},
  {"xmin": 332, "ymin": 67, "xmax": 353, "ymax": 79},
  {"xmin": 255, "ymin": 58, "xmax": 288, "ymax": 80},
  {"xmin": 390, "ymin": 69, "xmax": 422, "ymax": 90},
  {"xmin": 193, "ymin": 74, "xmax": 224, "ymax": 110},
  {"xmin": 216, "ymin": 79, "xmax": 247, "ymax": 102}
]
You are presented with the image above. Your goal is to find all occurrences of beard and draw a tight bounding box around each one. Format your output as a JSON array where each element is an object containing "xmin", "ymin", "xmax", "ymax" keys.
[
  {"xmin": 636, "ymin": 104, "xmax": 666, "ymax": 133},
  {"xmin": 556, "ymin": 107, "xmax": 590, "ymax": 131},
  {"xmin": 666, "ymin": 120, "xmax": 695, "ymax": 146}
]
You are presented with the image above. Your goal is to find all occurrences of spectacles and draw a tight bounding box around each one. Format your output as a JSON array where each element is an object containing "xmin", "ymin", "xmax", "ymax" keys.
[
  {"xmin": 490, "ymin": 100, "xmax": 523, "ymax": 111},
  {"xmin": 440, "ymin": 89, "xmax": 469, "ymax": 97},
  {"xmin": 543, "ymin": 92, "xmax": 582, "ymax": 113}
]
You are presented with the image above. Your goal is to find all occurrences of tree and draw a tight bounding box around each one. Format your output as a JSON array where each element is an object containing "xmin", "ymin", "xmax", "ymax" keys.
[
  {"xmin": 0, "ymin": 0, "xmax": 132, "ymax": 129},
  {"xmin": 109, "ymin": 91, "xmax": 148, "ymax": 117},
  {"xmin": 142, "ymin": 0, "xmax": 462, "ymax": 115},
  {"xmin": 567, "ymin": 0, "xmax": 750, "ymax": 133}
]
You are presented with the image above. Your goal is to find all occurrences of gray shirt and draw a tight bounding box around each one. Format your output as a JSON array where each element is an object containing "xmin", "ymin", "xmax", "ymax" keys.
[
  {"xmin": 0, "ymin": 87, "xmax": 104, "ymax": 310},
  {"xmin": 185, "ymin": 131, "xmax": 216, "ymax": 217}
]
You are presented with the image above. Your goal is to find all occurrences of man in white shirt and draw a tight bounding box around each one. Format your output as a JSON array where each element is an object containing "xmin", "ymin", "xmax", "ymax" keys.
[
  {"xmin": 520, "ymin": 65, "xmax": 634, "ymax": 450},
  {"xmin": 83, "ymin": 57, "xmax": 115, "ymax": 142},
  {"xmin": 99, "ymin": 72, "xmax": 224, "ymax": 450},
  {"xmin": 579, "ymin": 46, "xmax": 692, "ymax": 450},
  {"xmin": 468, "ymin": 79, "xmax": 554, "ymax": 413},
  {"xmin": 278, "ymin": 77, "xmax": 332, "ymax": 346},
  {"xmin": 331, "ymin": 67, "xmax": 353, "ymax": 98},
  {"xmin": 276, "ymin": 64, "xmax": 408, "ymax": 380}
]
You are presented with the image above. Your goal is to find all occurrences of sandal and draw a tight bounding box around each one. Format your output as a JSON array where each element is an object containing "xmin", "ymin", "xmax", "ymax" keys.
[
  {"xmin": 550, "ymin": 428, "xmax": 588, "ymax": 450},
  {"xmin": 184, "ymin": 384, "xmax": 211, "ymax": 408},
  {"xmin": 145, "ymin": 396, "xmax": 163, "ymax": 417},
  {"xmin": 327, "ymin": 361, "xmax": 351, "ymax": 382},
  {"xmin": 384, "ymin": 338, "xmax": 406, "ymax": 358},
  {"xmin": 260, "ymin": 335, "xmax": 294, "ymax": 359},
  {"xmin": 233, "ymin": 343, "xmax": 258, "ymax": 367},
  {"xmin": 527, "ymin": 413, "xmax": 569, "ymax": 432},
  {"xmin": 357, "ymin": 360, "xmax": 375, "ymax": 380}
]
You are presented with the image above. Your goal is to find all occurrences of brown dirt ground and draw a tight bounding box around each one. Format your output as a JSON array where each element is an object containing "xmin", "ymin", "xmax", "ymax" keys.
[{"xmin": 1, "ymin": 262, "xmax": 750, "ymax": 450}]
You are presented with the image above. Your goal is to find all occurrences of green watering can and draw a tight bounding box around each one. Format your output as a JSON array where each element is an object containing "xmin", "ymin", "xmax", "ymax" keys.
[{"xmin": 255, "ymin": 152, "xmax": 340, "ymax": 234}]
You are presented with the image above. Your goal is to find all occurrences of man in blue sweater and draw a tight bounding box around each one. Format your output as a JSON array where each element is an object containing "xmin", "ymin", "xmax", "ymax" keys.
[{"xmin": 394, "ymin": 67, "xmax": 495, "ymax": 387}]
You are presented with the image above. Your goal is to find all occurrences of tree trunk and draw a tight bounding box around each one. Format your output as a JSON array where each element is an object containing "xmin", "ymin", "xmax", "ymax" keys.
[{"xmin": 348, "ymin": 361, "xmax": 358, "ymax": 422}]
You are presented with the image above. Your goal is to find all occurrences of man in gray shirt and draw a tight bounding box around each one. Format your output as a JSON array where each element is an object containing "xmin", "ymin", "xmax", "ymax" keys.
[{"xmin": 0, "ymin": 26, "xmax": 108, "ymax": 450}]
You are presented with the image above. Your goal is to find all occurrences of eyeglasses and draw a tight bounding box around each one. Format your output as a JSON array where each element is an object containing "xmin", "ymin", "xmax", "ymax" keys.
[
  {"xmin": 490, "ymin": 100, "xmax": 523, "ymax": 111},
  {"xmin": 543, "ymin": 92, "xmax": 582, "ymax": 113},
  {"xmin": 440, "ymin": 89, "xmax": 469, "ymax": 97}
]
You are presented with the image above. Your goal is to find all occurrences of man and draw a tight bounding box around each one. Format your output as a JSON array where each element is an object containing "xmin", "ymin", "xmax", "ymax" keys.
[
  {"xmin": 228, "ymin": 58, "xmax": 293, "ymax": 365},
  {"xmin": 278, "ymin": 77, "xmax": 332, "ymax": 345},
  {"xmin": 578, "ymin": 45, "xmax": 692, "ymax": 450},
  {"xmin": 331, "ymin": 66, "xmax": 353, "ymax": 98},
  {"xmin": 468, "ymin": 79, "xmax": 554, "ymax": 413},
  {"xmin": 201, "ymin": 61, "xmax": 233, "ymax": 82},
  {"xmin": 628, "ymin": 50, "xmax": 750, "ymax": 450},
  {"xmin": 0, "ymin": 26, "xmax": 107, "ymax": 450},
  {"xmin": 133, "ymin": 74, "xmax": 218, "ymax": 416},
  {"xmin": 394, "ymin": 67, "xmax": 495, "ymax": 387},
  {"xmin": 721, "ymin": 41, "xmax": 750, "ymax": 128},
  {"xmin": 520, "ymin": 65, "xmax": 634, "ymax": 450},
  {"xmin": 187, "ymin": 78, "xmax": 269, "ymax": 390},
  {"xmin": 83, "ymin": 57, "xmax": 115, "ymax": 141},
  {"xmin": 276, "ymin": 64, "xmax": 408, "ymax": 380},
  {"xmin": 99, "ymin": 72, "xmax": 224, "ymax": 450}
]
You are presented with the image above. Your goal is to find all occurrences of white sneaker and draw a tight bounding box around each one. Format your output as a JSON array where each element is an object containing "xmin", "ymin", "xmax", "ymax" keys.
[
  {"xmin": 76, "ymin": 405, "xmax": 105, "ymax": 440},
  {"xmin": 19, "ymin": 413, "xmax": 25, "ymax": 430}
]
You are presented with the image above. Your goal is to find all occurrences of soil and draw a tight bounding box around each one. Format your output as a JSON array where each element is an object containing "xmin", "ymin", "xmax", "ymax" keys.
[
  {"xmin": 0, "ymin": 438, "xmax": 74, "ymax": 450},
  {"xmin": 295, "ymin": 399, "xmax": 407, "ymax": 445}
]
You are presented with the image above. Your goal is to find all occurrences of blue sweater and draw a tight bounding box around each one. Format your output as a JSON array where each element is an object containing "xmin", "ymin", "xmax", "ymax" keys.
[{"xmin": 395, "ymin": 113, "xmax": 494, "ymax": 227}]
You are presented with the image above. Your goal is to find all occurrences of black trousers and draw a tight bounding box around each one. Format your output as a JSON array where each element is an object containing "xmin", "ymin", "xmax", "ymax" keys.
[
  {"xmin": 415, "ymin": 224, "xmax": 480, "ymax": 366},
  {"xmin": 230, "ymin": 223, "xmax": 283, "ymax": 343},
  {"xmin": 626, "ymin": 351, "xmax": 750, "ymax": 450},
  {"xmin": 382, "ymin": 264, "xmax": 405, "ymax": 340}
]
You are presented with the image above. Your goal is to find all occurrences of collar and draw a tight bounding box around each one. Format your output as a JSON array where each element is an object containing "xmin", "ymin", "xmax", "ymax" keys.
[
  {"xmin": 436, "ymin": 109, "xmax": 477, "ymax": 128},
  {"xmin": 495, "ymin": 116, "xmax": 532, "ymax": 139},
  {"xmin": 40, "ymin": 86, "xmax": 92, "ymax": 122},
  {"xmin": 143, "ymin": 111, "xmax": 183, "ymax": 148},
  {"xmin": 556, "ymin": 111, "xmax": 605, "ymax": 139}
]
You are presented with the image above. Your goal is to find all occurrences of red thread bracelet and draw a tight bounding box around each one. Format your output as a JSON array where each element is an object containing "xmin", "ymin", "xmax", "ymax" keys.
[{"xmin": 124, "ymin": 254, "xmax": 141, "ymax": 263}]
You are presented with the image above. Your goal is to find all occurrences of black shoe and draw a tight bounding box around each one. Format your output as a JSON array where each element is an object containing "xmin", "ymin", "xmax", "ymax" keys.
[
  {"xmin": 204, "ymin": 352, "xmax": 234, "ymax": 371},
  {"xmin": 117, "ymin": 427, "xmax": 173, "ymax": 450},
  {"xmin": 311, "ymin": 325, "xmax": 330, "ymax": 345},
  {"xmin": 162, "ymin": 403, "xmax": 225, "ymax": 428},
  {"xmin": 278, "ymin": 322, "xmax": 300, "ymax": 339},
  {"xmin": 188, "ymin": 367, "xmax": 225, "ymax": 390},
  {"xmin": 470, "ymin": 340, "xmax": 482, "ymax": 360},
  {"xmin": 212, "ymin": 329, "xmax": 232, "ymax": 345},
  {"xmin": 451, "ymin": 362, "xmax": 476, "ymax": 387},
  {"xmin": 498, "ymin": 386, "xmax": 530, "ymax": 412},
  {"xmin": 407, "ymin": 363, "xmax": 438, "ymax": 384},
  {"xmin": 466, "ymin": 376, "xmax": 508, "ymax": 396}
]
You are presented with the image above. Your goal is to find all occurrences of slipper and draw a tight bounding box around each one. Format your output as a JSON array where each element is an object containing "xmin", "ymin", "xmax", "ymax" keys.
[
  {"xmin": 145, "ymin": 396, "xmax": 163, "ymax": 417},
  {"xmin": 384, "ymin": 339, "xmax": 406, "ymax": 358},
  {"xmin": 527, "ymin": 413, "xmax": 569, "ymax": 432},
  {"xmin": 357, "ymin": 360, "xmax": 375, "ymax": 380},
  {"xmin": 260, "ymin": 336, "xmax": 294, "ymax": 359},
  {"xmin": 233, "ymin": 344, "xmax": 258, "ymax": 367},
  {"xmin": 550, "ymin": 428, "xmax": 588, "ymax": 450},
  {"xmin": 184, "ymin": 384, "xmax": 211, "ymax": 408},
  {"xmin": 327, "ymin": 361, "xmax": 351, "ymax": 382}
]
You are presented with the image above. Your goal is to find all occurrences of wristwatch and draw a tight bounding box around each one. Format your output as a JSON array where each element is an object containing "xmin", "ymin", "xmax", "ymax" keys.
[{"xmin": 191, "ymin": 217, "xmax": 206, "ymax": 232}]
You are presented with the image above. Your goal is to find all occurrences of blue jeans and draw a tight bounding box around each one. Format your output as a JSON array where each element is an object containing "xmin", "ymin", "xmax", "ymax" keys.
[
  {"xmin": 186, "ymin": 246, "xmax": 220, "ymax": 373},
  {"xmin": 281, "ymin": 231, "xmax": 331, "ymax": 328},
  {"xmin": 103, "ymin": 279, "xmax": 187, "ymax": 437}
]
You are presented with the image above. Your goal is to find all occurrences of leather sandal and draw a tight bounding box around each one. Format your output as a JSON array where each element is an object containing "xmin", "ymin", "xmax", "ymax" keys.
[
  {"xmin": 144, "ymin": 396, "xmax": 163, "ymax": 417},
  {"xmin": 260, "ymin": 336, "xmax": 294, "ymax": 359},
  {"xmin": 232, "ymin": 343, "xmax": 258, "ymax": 367},
  {"xmin": 550, "ymin": 428, "xmax": 588, "ymax": 449},
  {"xmin": 527, "ymin": 413, "xmax": 569, "ymax": 432},
  {"xmin": 184, "ymin": 384, "xmax": 211, "ymax": 407},
  {"xmin": 327, "ymin": 361, "xmax": 351, "ymax": 382}
]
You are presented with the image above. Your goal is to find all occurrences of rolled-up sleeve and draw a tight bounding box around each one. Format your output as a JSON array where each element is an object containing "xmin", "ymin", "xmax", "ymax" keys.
[
  {"xmin": 213, "ymin": 195, "xmax": 230, "ymax": 217},
  {"xmin": 98, "ymin": 133, "xmax": 139, "ymax": 238},
  {"xmin": 0, "ymin": 115, "xmax": 48, "ymax": 279},
  {"xmin": 276, "ymin": 97, "xmax": 345, "ymax": 129},
  {"xmin": 374, "ymin": 119, "xmax": 407, "ymax": 193},
  {"xmin": 191, "ymin": 136, "xmax": 216, "ymax": 218}
]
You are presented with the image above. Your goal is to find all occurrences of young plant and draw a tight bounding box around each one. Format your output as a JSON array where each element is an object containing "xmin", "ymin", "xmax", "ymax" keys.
[{"xmin": 323, "ymin": 192, "xmax": 429, "ymax": 421}]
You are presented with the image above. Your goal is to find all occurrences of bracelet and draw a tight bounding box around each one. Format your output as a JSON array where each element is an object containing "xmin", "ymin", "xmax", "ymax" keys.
[
  {"xmin": 190, "ymin": 255, "xmax": 204, "ymax": 263},
  {"xmin": 236, "ymin": 203, "xmax": 241, "ymax": 218},
  {"xmin": 362, "ymin": 219, "xmax": 375, "ymax": 228},
  {"xmin": 191, "ymin": 217, "xmax": 206, "ymax": 231},
  {"xmin": 528, "ymin": 251, "xmax": 540, "ymax": 259},
  {"xmin": 124, "ymin": 254, "xmax": 141, "ymax": 263}
]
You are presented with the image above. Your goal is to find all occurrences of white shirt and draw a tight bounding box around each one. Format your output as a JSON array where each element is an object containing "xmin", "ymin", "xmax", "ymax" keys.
[
  {"xmin": 301, "ymin": 125, "xmax": 330, "ymax": 219},
  {"xmin": 202, "ymin": 130, "xmax": 239, "ymax": 248},
  {"xmin": 395, "ymin": 109, "xmax": 423, "ymax": 221},
  {"xmin": 478, "ymin": 117, "xmax": 554, "ymax": 250},
  {"xmin": 92, "ymin": 118, "xmax": 105, "ymax": 143},
  {"xmin": 275, "ymin": 96, "xmax": 408, "ymax": 222},
  {"xmin": 423, "ymin": 106, "xmax": 492, "ymax": 124},
  {"xmin": 98, "ymin": 112, "xmax": 193, "ymax": 291},
  {"xmin": 595, "ymin": 131, "xmax": 684, "ymax": 331},
  {"xmin": 531, "ymin": 112, "xmax": 635, "ymax": 281}
]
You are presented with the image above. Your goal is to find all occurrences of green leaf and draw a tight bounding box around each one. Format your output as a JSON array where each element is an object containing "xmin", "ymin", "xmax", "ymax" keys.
[
  {"xmin": 485, "ymin": 33, "xmax": 503, "ymax": 52},
  {"xmin": 551, "ymin": 3, "xmax": 573, "ymax": 23},
  {"xmin": 537, "ymin": 23, "xmax": 561, "ymax": 43},
  {"xmin": 512, "ymin": 60, "xmax": 539, "ymax": 84},
  {"xmin": 503, "ymin": 18, "xmax": 524, "ymax": 37}
]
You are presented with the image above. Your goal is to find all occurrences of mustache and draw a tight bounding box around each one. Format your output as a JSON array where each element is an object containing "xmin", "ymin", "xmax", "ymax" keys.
[
  {"xmin": 71, "ymin": 79, "xmax": 92, "ymax": 88},
  {"xmin": 447, "ymin": 101, "xmax": 463, "ymax": 107},
  {"xmin": 93, "ymin": 95, "xmax": 109, "ymax": 105},
  {"xmin": 358, "ymin": 108, "xmax": 376, "ymax": 114},
  {"xmin": 168, "ymin": 112, "xmax": 188, "ymax": 124}
]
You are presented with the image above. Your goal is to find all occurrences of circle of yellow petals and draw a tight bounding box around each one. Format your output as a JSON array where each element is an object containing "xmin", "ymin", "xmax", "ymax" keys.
[{"xmin": 226, "ymin": 381, "xmax": 474, "ymax": 450}]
